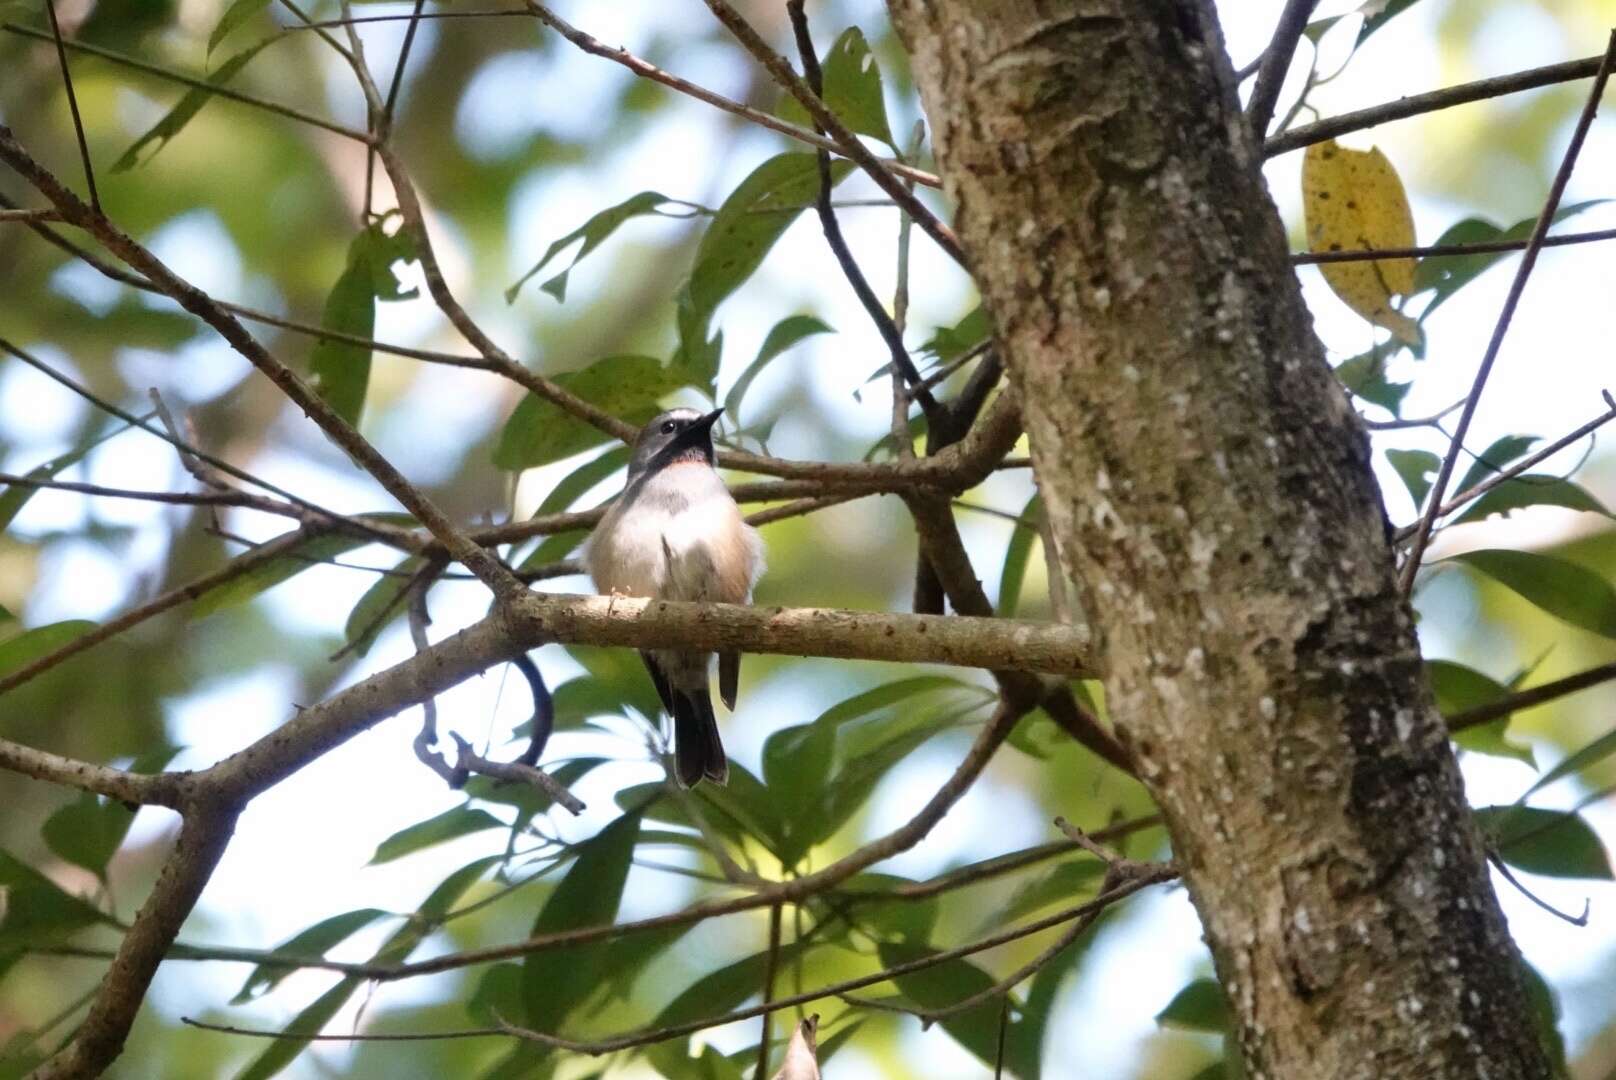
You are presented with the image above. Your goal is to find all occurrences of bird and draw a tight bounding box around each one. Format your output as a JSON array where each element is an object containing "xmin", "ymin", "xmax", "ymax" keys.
[{"xmin": 585, "ymin": 406, "xmax": 764, "ymax": 787}]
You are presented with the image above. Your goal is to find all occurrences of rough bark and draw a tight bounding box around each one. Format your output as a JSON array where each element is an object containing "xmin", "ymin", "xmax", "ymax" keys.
[{"xmin": 886, "ymin": 3, "xmax": 1548, "ymax": 1078}]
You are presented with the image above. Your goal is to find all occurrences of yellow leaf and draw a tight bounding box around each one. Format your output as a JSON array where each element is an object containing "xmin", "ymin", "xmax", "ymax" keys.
[{"xmin": 1302, "ymin": 138, "xmax": 1420, "ymax": 346}]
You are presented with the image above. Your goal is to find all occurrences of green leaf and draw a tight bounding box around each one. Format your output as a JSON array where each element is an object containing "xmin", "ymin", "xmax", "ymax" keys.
[
  {"xmin": 1157, "ymin": 977, "xmax": 1231, "ymax": 1033},
  {"xmin": 506, "ymin": 191, "xmax": 677, "ymax": 303},
  {"xmin": 0, "ymin": 620, "xmax": 95, "ymax": 678},
  {"xmin": 804, "ymin": 721, "xmax": 953, "ymax": 864},
  {"xmin": 998, "ymin": 495, "xmax": 1041, "ymax": 617},
  {"xmin": 1456, "ymin": 435, "xmax": 1538, "ymax": 495},
  {"xmin": 341, "ymin": 555, "xmax": 425, "ymax": 659},
  {"xmin": 113, "ymin": 36, "xmax": 279, "ymax": 172},
  {"xmin": 1415, "ymin": 202, "xmax": 1606, "ymax": 320},
  {"xmin": 42, "ymin": 796, "xmax": 135, "ymax": 881},
  {"xmin": 1334, "ymin": 348, "xmax": 1409, "ymax": 415},
  {"xmin": 1385, "ymin": 448, "xmax": 1439, "ymax": 508},
  {"xmin": 675, "ymin": 153, "xmax": 852, "ymax": 388},
  {"xmin": 309, "ymin": 224, "xmax": 419, "ymax": 427},
  {"xmin": 533, "ymin": 446, "xmax": 631, "ymax": 517},
  {"xmin": 468, "ymin": 963, "xmax": 524, "ymax": 1026},
  {"xmin": 521, "ymin": 811, "xmax": 642, "ymax": 1030},
  {"xmin": 878, "ymin": 942, "xmax": 1005, "ymax": 1066},
  {"xmin": 369, "ymin": 806, "xmax": 505, "ymax": 865},
  {"xmin": 0, "ymin": 850, "xmax": 116, "ymax": 951},
  {"xmin": 1429, "ymin": 659, "xmax": 1511, "ymax": 716},
  {"xmin": 985, "ymin": 859, "xmax": 1105, "ymax": 933},
  {"xmin": 1007, "ymin": 905, "xmax": 1119, "ymax": 1080},
  {"xmin": 493, "ymin": 354, "xmax": 691, "ymax": 471},
  {"xmin": 1448, "ymin": 549, "xmax": 1616, "ymax": 639},
  {"xmin": 1476, "ymin": 806, "xmax": 1613, "ymax": 880},
  {"xmin": 230, "ymin": 908, "xmax": 391, "ymax": 1005},
  {"xmin": 565, "ymin": 643, "xmax": 664, "ymax": 724},
  {"xmin": 518, "ymin": 528, "xmax": 589, "ymax": 573},
  {"xmin": 723, "ymin": 314, "xmax": 833, "ymax": 422},
  {"xmin": 208, "ymin": 0, "xmax": 272, "ymax": 55},
  {"xmin": 236, "ymin": 857, "xmax": 500, "ymax": 1079},
  {"xmin": 1357, "ymin": 0, "xmax": 1423, "ymax": 44},
  {"xmin": 1520, "ymin": 958, "xmax": 1569, "ymax": 1077},
  {"xmin": 1429, "ymin": 660, "xmax": 1534, "ymax": 766},
  {"xmin": 234, "ymin": 975, "xmax": 360, "ymax": 1080},
  {"xmin": 0, "ymin": 417, "xmax": 141, "ymax": 536},
  {"xmin": 777, "ymin": 26, "xmax": 895, "ymax": 146},
  {"xmin": 189, "ymin": 516, "xmax": 412, "ymax": 617},
  {"xmin": 762, "ymin": 721, "xmax": 836, "ymax": 834},
  {"xmin": 1518, "ymin": 728, "xmax": 1616, "ymax": 803},
  {"xmin": 834, "ymin": 872, "xmax": 938, "ymax": 944},
  {"xmin": 1452, "ymin": 475, "xmax": 1612, "ymax": 526},
  {"xmin": 921, "ymin": 305, "xmax": 989, "ymax": 362},
  {"xmin": 464, "ymin": 757, "xmax": 606, "ymax": 835},
  {"xmin": 654, "ymin": 944, "xmax": 803, "ymax": 1029}
]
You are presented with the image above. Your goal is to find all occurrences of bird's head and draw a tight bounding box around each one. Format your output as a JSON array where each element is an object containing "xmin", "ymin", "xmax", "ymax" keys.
[{"xmin": 628, "ymin": 406, "xmax": 723, "ymax": 479}]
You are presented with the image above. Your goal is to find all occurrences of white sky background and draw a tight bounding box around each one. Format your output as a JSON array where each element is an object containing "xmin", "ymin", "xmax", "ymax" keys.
[{"xmin": 5, "ymin": 0, "xmax": 1616, "ymax": 1075}]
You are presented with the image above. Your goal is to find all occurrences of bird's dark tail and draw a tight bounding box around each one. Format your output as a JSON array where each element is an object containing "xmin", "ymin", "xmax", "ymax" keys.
[{"xmin": 671, "ymin": 686, "xmax": 728, "ymax": 788}]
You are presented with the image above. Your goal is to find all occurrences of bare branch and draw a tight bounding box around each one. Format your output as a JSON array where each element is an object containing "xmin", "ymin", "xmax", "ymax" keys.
[
  {"xmin": 1294, "ymin": 226, "xmax": 1616, "ymax": 266},
  {"xmin": 786, "ymin": 0, "xmax": 938, "ymax": 418},
  {"xmin": 1246, "ymin": 0, "xmax": 1318, "ymax": 138},
  {"xmin": 524, "ymin": 3, "xmax": 939, "ymax": 189},
  {"xmin": 0, "ymin": 125, "xmax": 523, "ymax": 601},
  {"xmin": 1268, "ymin": 52, "xmax": 1608, "ymax": 157},
  {"xmin": 1399, "ymin": 32, "xmax": 1616, "ymax": 594},
  {"xmin": 1447, "ymin": 660, "xmax": 1616, "ymax": 733},
  {"xmin": 0, "ymin": 23, "xmax": 373, "ymax": 144},
  {"xmin": 1393, "ymin": 397, "xmax": 1616, "ymax": 542}
]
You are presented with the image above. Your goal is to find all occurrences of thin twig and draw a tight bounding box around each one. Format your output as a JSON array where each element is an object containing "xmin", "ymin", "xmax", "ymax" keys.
[
  {"xmin": 1487, "ymin": 851, "xmax": 1590, "ymax": 926},
  {"xmin": 0, "ymin": 336, "xmax": 351, "ymax": 525},
  {"xmin": 1294, "ymin": 226, "xmax": 1616, "ymax": 266},
  {"xmin": 1363, "ymin": 398, "xmax": 1465, "ymax": 431},
  {"xmin": 755, "ymin": 903, "xmax": 784, "ymax": 1079},
  {"xmin": 1267, "ymin": 52, "xmax": 1608, "ymax": 156},
  {"xmin": 0, "ymin": 125, "xmax": 523, "ymax": 601},
  {"xmin": 1447, "ymin": 661, "xmax": 1616, "ymax": 732},
  {"xmin": 785, "ymin": 0, "xmax": 937, "ymax": 418},
  {"xmin": 1393, "ymin": 396, "xmax": 1616, "ymax": 542},
  {"xmin": 371, "ymin": 700, "xmax": 1029, "ymax": 980},
  {"xmin": 1246, "ymin": 0, "xmax": 1318, "ymax": 138},
  {"xmin": 1398, "ymin": 32, "xmax": 1616, "ymax": 595},
  {"xmin": 41, "ymin": 0, "xmax": 99, "ymax": 210},
  {"xmin": 0, "ymin": 473, "xmax": 300, "ymax": 516},
  {"xmin": 0, "ymin": 23, "xmax": 372, "ymax": 143},
  {"xmin": 179, "ymin": 871, "xmax": 1171, "ymax": 1052},
  {"xmin": 699, "ymin": 0, "xmax": 963, "ymax": 264},
  {"xmin": 523, "ymin": 3, "xmax": 939, "ymax": 189},
  {"xmin": 0, "ymin": 207, "xmax": 62, "ymax": 221},
  {"xmin": 0, "ymin": 528, "xmax": 319, "ymax": 696}
]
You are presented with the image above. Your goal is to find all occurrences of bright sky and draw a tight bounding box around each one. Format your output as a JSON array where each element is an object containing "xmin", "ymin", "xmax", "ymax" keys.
[{"xmin": 5, "ymin": 1, "xmax": 1616, "ymax": 1076}]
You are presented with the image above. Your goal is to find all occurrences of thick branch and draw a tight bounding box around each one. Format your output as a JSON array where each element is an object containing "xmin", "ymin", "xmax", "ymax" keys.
[{"xmin": 33, "ymin": 808, "xmax": 239, "ymax": 1079}]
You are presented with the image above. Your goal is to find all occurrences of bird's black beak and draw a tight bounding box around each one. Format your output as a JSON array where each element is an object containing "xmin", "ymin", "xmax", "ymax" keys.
[{"xmin": 692, "ymin": 407, "xmax": 724, "ymax": 434}]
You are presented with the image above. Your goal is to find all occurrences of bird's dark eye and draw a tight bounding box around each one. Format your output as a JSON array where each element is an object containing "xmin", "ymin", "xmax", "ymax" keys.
[{"xmin": 660, "ymin": 420, "xmax": 677, "ymax": 434}]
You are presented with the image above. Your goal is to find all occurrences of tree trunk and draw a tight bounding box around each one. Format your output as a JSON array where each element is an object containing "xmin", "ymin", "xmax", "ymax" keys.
[{"xmin": 886, "ymin": 3, "xmax": 1549, "ymax": 1077}]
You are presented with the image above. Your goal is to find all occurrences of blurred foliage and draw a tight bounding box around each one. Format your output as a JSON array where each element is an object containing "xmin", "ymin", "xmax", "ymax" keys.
[{"xmin": 2, "ymin": 0, "xmax": 1616, "ymax": 1078}]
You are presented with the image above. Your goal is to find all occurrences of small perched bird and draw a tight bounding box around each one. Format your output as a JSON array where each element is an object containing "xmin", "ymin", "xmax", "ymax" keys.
[{"xmin": 585, "ymin": 407, "xmax": 764, "ymax": 787}]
